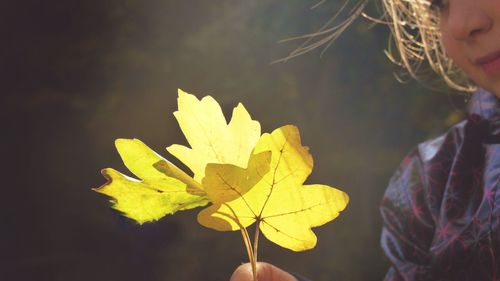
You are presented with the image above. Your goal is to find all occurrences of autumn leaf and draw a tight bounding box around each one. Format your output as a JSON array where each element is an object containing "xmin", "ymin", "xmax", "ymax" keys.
[
  {"xmin": 167, "ymin": 89, "xmax": 261, "ymax": 182},
  {"xmin": 95, "ymin": 138, "xmax": 209, "ymax": 224},
  {"xmin": 95, "ymin": 89, "xmax": 349, "ymax": 281},
  {"xmin": 198, "ymin": 125, "xmax": 349, "ymax": 251}
]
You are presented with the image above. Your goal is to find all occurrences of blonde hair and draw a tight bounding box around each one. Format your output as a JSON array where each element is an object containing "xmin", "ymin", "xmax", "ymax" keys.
[{"xmin": 280, "ymin": 0, "xmax": 477, "ymax": 93}]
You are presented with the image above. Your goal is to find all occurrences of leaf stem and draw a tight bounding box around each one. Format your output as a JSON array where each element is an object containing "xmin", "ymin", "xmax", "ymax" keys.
[
  {"xmin": 239, "ymin": 227, "xmax": 257, "ymax": 281},
  {"xmin": 240, "ymin": 227, "xmax": 254, "ymax": 264},
  {"xmin": 223, "ymin": 204, "xmax": 259, "ymax": 281},
  {"xmin": 253, "ymin": 220, "xmax": 260, "ymax": 263}
]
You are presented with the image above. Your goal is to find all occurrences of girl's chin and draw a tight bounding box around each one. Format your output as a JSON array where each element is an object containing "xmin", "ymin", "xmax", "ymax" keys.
[{"xmin": 469, "ymin": 74, "xmax": 500, "ymax": 98}]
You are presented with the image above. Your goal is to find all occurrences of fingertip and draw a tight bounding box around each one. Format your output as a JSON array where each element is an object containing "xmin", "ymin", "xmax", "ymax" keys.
[
  {"xmin": 230, "ymin": 263, "xmax": 253, "ymax": 281},
  {"xmin": 230, "ymin": 262, "xmax": 298, "ymax": 281}
]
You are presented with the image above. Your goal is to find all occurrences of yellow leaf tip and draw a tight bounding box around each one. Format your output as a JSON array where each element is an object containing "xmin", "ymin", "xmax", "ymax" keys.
[
  {"xmin": 177, "ymin": 88, "xmax": 189, "ymax": 96},
  {"xmin": 114, "ymin": 138, "xmax": 134, "ymax": 147}
]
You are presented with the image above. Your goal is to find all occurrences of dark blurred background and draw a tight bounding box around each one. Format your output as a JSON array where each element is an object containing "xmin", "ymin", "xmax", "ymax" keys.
[{"xmin": 1, "ymin": 1, "xmax": 468, "ymax": 281}]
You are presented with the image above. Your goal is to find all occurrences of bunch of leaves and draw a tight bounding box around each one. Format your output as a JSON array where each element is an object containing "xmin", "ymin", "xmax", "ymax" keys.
[{"xmin": 94, "ymin": 89, "xmax": 349, "ymax": 281}]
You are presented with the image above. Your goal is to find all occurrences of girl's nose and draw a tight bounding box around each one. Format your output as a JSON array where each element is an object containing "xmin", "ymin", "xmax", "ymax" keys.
[{"xmin": 446, "ymin": 1, "xmax": 493, "ymax": 41}]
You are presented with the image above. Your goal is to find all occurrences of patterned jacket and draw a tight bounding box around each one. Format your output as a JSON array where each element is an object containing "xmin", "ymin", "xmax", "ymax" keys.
[{"xmin": 381, "ymin": 90, "xmax": 500, "ymax": 281}]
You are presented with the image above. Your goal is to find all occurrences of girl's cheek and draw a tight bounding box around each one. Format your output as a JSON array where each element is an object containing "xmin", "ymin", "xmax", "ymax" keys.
[
  {"xmin": 440, "ymin": 33, "xmax": 462, "ymax": 68},
  {"xmin": 441, "ymin": 31, "xmax": 484, "ymax": 87},
  {"xmin": 438, "ymin": 14, "xmax": 467, "ymax": 70}
]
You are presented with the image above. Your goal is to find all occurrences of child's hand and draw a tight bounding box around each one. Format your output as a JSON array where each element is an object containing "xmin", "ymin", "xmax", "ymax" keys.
[{"xmin": 230, "ymin": 262, "xmax": 298, "ymax": 281}]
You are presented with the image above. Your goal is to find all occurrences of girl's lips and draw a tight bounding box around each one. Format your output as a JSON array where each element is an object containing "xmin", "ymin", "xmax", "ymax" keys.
[{"xmin": 476, "ymin": 51, "xmax": 500, "ymax": 75}]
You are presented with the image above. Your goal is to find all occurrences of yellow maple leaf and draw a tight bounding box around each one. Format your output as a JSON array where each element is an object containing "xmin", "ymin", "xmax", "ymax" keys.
[
  {"xmin": 198, "ymin": 125, "xmax": 349, "ymax": 251},
  {"xmin": 167, "ymin": 89, "xmax": 261, "ymax": 182},
  {"xmin": 95, "ymin": 138, "xmax": 210, "ymax": 224},
  {"xmin": 94, "ymin": 89, "xmax": 349, "ymax": 281}
]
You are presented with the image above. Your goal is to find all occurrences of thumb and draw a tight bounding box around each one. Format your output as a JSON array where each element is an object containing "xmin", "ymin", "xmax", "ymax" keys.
[{"xmin": 230, "ymin": 262, "xmax": 298, "ymax": 281}]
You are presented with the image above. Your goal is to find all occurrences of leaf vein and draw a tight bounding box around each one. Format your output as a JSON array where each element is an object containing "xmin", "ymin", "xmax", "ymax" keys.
[
  {"xmin": 258, "ymin": 140, "xmax": 287, "ymax": 218},
  {"xmin": 217, "ymin": 172, "xmax": 258, "ymax": 218},
  {"xmin": 263, "ymin": 203, "xmax": 325, "ymax": 218},
  {"xmin": 261, "ymin": 219, "xmax": 309, "ymax": 243}
]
